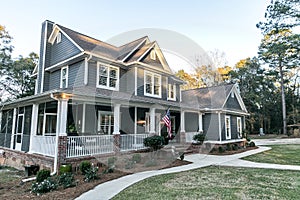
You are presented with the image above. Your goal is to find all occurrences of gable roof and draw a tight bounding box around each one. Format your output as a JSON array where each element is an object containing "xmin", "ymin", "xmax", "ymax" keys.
[
  {"xmin": 182, "ymin": 84, "xmax": 248, "ymax": 112},
  {"xmin": 47, "ymin": 22, "xmax": 173, "ymax": 72}
]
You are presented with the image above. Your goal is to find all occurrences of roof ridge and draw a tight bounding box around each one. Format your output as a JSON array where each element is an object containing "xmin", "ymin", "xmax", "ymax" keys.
[
  {"xmin": 57, "ymin": 24, "xmax": 119, "ymax": 50},
  {"xmin": 182, "ymin": 83, "xmax": 234, "ymax": 92},
  {"xmin": 118, "ymin": 36, "xmax": 148, "ymax": 48}
]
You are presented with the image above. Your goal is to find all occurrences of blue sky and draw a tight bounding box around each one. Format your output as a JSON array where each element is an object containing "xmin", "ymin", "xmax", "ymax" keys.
[{"xmin": 1, "ymin": 0, "xmax": 268, "ymax": 67}]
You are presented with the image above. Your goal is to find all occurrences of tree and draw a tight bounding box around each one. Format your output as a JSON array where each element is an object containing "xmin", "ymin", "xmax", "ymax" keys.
[
  {"xmin": 257, "ymin": 0, "xmax": 300, "ymax": 134},
  {"xmin": 2, "ymin": 53, "xmax": 38, "ymax": 99},
  {"xmin": 0, "ymin": 25, "xmax": 38, "ymax": 101},
  {"xmin": 175, "ymin": 69, "xmax": 198, "ymax": 90}
]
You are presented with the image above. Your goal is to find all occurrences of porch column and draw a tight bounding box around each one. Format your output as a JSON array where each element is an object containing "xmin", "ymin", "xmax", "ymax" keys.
[
  {"xmin": 198, "ymin": 112, "xmax": 203, "ymax": 132},
  {"xmin": 10, "ymin": 108, "xmax": 17, "ymax": 149},
  {"xmin": 149, "ymin": 107, "xmax": 156, "ymax": 135},
  {"xmin": 0, "ymin": 111, "xmax": 2, "ymax": 135},
  {"xmin": 180, "ymin": 110, "xmax": 186, "ymax": 144},
  {"xmin": 82, "ymin": 103, "xmax": 86, "ymax": 133},
  {"xmin": 29, "ymin": 104, "xmax": 39, "ymax": 153},
  {"xmin": 113, "ymin": 104, "xmax": 121, "ymax": 153},
  {"xmin": 113, "ymin": 104, "xmax": 121, "ymax": 135},
  {"xmin": 55, "ymin": 98, "xmax": 69, "ymax": 174},
  {"xmin": 218, "ymin": 111, "xmax": 222, "ymax": 142}
]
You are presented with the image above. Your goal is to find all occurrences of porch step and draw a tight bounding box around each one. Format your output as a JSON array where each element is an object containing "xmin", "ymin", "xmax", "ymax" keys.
[{"xmin": 162, "ymin": 144, "xmax": 193, "ymax": 154}]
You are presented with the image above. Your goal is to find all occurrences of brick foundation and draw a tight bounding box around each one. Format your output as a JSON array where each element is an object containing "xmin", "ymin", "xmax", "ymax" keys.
[
  {"xmin": 180, "ymin": 131, "xmax": 186, "ymax": 144},
  {"xmin": 0, "ymin": 147, "xmax": 54, "ymax": 171}
]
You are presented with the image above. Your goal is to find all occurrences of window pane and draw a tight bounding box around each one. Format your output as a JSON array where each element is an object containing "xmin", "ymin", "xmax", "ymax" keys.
[
  {"xmin": 154, "ymin": 76, "xmax": 160, "ymax": 95},
  {"xmin": 17, "ymin": 115, "xmax": 23, "ymax": 133},
  {"xmin": 45, "ymin": 115, "xmax": 57, "ymax": 135},
  {"xmin": 37, "ymin": 115, "xmax": 44, "ymax": 135},
  {"xmin": 109, "ymin": 78, "xmax": 117, "ymax": 88},
  {"xmin": 99, "ymin": 76, "xmax": 107, "ymax": 86},
  {"xmin": 110, "ymin": 69, "xmax": 117, "ymax": 79},
  {"xmin": 99, "ymin": 66, "xmax": 107, "ymax": 76}
]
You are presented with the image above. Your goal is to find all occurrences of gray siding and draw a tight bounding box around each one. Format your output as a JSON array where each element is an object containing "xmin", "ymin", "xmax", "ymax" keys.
[
  {"xmin": 120, "ymin": 107, "xmax": 134, "ymax": 134},
  {"xmin": 49, "ymin": 70, "xmax": 60, "ymax": 90},
  {"xmin": 49, "ymin": 33, "xmax": 81, "ymax": 66},
  {"xmin": 43, "ymin": 72, "xmax": 50, "ymax": 91},
  {"xmin": 161, "ymin": 76, "xmax": 167, "ymax": 100},
  {"xmin": 224, "ymin": 94, "xmax": 242, "ymax": 110},
  {"xmin": 185, "ymin": 112, "xmax": 198, "ymax": 132},
  {"xmin": 84, "ymin": 104, "xmax": 97, "ymax": 134},
  {"xmin": 87, "ymin": 62, "xmax": 97, "ymax": 87},
  {"xmin": 69, "ymin": 61, "xmax": 85, "ymax": 88},
  {"xmin": 203, "ymin": 113, "xmax": 220, "ymax": 140},
  {"xmin": 136, "ymin": 68, "xmax": 144, "ymax": 96},
  {"xmin": 140, "ymin": 51, "xmax": 164, "ymax": 69},
  {"xmin": 119, "ymin": 68, "xmax": 135, "ymax": 95}
]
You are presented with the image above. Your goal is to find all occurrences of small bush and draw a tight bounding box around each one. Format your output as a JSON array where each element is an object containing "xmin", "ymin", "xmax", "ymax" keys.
[
  {"xmin": 59, "ymin": 164, "xmax": 72, "ymax": 174},
  {"xmin": 107, "ymin": 157, "xmax": 117, "ymax": 167},
  {"xmin": 226, "ymin": 144, "xmax": 232, "ymax": 151},
  {"xmin": 79, "ymin": 161, "xmax": 92, "ymax": 175},
  {"xmin": 84, "ymin": 167, "xmax": 99, "ymax": 182},
  {"xmin": 218, "ymin": 146, "xmax": 225, "ymax": 153},
  {"xmin": 132, "ymin": 154, "xmax": 142, "ymax": 163},
  {"xmin": 31, "ymin": 177, "xmax": 58, "ymax": 194},
  {"xmin": 249, "ymin": 141, "xmax": 256, "ymax": 147},
  {"xmin": 36, "ymin": 169, "xmax": 51, "ymax": 183},
  {"xmin": 233, "ymin": 144, "xmax": 239, "ymax": 151},
  {"xmin": 125, "ymin": 160, "xmax": 135, "ymax": 169},
  {"xmin": 144, "ymin": 135, "xmax": 165, "ymax": 151},
  {"xmin": 179, "ymin": 152, "xmax": 185, "ymax": 161},
  {"xmin": 193, "ymin": 133, "xmax": 206, "ymax": 144},
  {"xmin": 103, "ymin": 166, "xmax": 114, "ymax": 174},
  {"xmin": 144, "ymin": 159, "xmax": 157, "ymax": 167},
  {"xmin": 58, "ymin": 172, "xmax": 76, "ymax": 189}
]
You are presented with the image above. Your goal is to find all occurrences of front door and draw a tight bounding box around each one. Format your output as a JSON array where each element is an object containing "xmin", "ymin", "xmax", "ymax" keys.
[{"xmin": 15, "ymin": 114, "xmax": 24, "ymax": 151}]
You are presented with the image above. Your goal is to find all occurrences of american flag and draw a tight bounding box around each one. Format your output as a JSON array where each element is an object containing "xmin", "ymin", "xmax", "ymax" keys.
[{"xmin": 162, "ymin": 108, "xmax": 172, "ymax": 138}]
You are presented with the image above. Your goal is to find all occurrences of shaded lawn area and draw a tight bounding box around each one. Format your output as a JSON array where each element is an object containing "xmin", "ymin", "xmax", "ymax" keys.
[
  {"xmin": 113, "ymin": 166, "xmax": 300, "ymax": 200},
  {"xmin": 243, "ymin": 144, "xmax": 300, "ymax": 165}
]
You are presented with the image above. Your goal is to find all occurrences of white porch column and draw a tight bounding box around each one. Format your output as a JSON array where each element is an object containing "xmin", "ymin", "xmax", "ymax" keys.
[
  {"xmin": 56, "ymin": 99, "xmax": 68, "ymax": 136},
  {"xmin": 82, "ymin": 103, "xmax": 86, "ymax": 133},
  {"xmin": 10, "ymin": 108, "xmax": 17, "ymax": 149},
  {"xmin": 218, "ymin": 111, "xmax": 222, "ymax": 142},
  {"xmin": 134, "ymin": 107, "xmax": 137, "ymax": 135},
  {"xmin": 149, "ymin": 107, "xmax": 156, "ymax": 134},
  {"xmin": 29, "ymin": 104, "xmax": 39, "ymax": 153},
  {"xmin": 180, "ymin": 110, "xmax": 185, "ymax": 132},
  {"xmin": 199, "ymin": 112, "xmax": 203, "ymax": 132},
  {"xmin": 113, "ymin": 104, "xmax": 121, "ymax": 135},
  {"xmin": 0, "ymin": 111, "xmax": 2, "ymax": 134}
]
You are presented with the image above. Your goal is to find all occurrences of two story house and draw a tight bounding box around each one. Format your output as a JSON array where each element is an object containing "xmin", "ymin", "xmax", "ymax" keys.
[{"xmin": 0, "ymin": 20, "xmax": 248, "ymax": 172}]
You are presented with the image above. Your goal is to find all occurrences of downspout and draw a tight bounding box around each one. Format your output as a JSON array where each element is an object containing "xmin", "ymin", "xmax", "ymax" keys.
[{"xmin": 84, "ymin": 55, "xmax": 92, "ymax": 86}]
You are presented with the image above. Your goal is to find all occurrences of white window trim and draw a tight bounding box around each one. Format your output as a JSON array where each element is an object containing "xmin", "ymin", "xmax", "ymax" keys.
[
  {"xmin": 144, "ymin": 71, "xmax": 161, "ymax": 98},
  {"xmin": 97, "ymin": 111, "xmax": 116, "ymax": 135},
  {"xmin": 60, "ymin": 66, "xmax": 68, "ymax": 88},
  {"xmin": 43, "ymin": 113, "xmax": 57, "ymax": 136},
  {"xmin": 96, "ymin": 62, "xmax": 119, "ymax": 91},
  {"xmin": 225, "ymin": 115, "xmax": 231, "ymax": 140},
  {"xmin": 167, "ymin": 84, "xmax": 176, "ymax": 101},
  {"xmin": 237, "ymin": 117, "xmax": 242, "ymax": 138},
  {"xmin": 56, "ymin": 32, "xmax": 61, "ymax": 44}
]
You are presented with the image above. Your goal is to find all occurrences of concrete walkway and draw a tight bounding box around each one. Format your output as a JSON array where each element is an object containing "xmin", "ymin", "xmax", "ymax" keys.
[{"xmin": 76, "ymin": 139, "xmax": 300, "ymax": 200}]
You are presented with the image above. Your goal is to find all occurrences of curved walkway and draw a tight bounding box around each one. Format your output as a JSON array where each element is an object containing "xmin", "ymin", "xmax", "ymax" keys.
[{"xmin": 76, "ymin": 139, "xmax": 300, "ymax": 200}]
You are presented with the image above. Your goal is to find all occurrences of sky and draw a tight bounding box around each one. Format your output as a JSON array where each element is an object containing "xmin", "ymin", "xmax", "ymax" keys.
[{"xmin": 0, "ymin": 0, "xmax": 269, "ymax": 70}]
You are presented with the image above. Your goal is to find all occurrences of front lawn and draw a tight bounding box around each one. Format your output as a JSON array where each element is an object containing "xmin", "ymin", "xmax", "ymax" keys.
[
  {"xmin": 113, "ymin": 166, "xmax": 300, "ymax": 200},
  {"xmin": 243, "ymin": 144, "xmax": 300, "ymax": 165}
]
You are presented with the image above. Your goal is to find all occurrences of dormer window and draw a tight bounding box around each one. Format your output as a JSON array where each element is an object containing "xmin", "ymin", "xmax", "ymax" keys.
[
  {"xmin": 97, "ymin": 63, "xmax": 119, "ymax": 90},
  {"xmin": 168, "ymin": 84, "xmax": 176, "ymax": 101},
  {"xmin": 56, "ymin": 32, "xmax": 61, "ymax": 43},
  {"xmin": 144, "ymin": 71, "xmax": 161, "ymax": 98},
  {"xmin": 150, "ymin": 50, "xmax": 156, "ymax": 60},
  {"xmin": 60, "ymin": 66, "xmax": 68, "ymax": 88}
]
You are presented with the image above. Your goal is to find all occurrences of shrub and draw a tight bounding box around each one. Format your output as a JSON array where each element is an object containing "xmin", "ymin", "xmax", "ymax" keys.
[
  {"xmin": 132, "ymin": 154, "xmax": 142, "ymax": 163},
  {"xmin": 233, "ymin": 144, "xmax": 239, "ymax": 151},
  {"xmin": 58, "ymin": 172, "xmax": 76, "ymax": 189},
  {"xmin": 143, "ymin": 135, "xmax": 165, "ymax": 151},
  {"xmin": 59, "ymin": 164, "xmax": 72, "ymax": 174},
  {"xmin": 107, "ymin": 157, "xmax": 117, "ymax": 168},
  {"xmin": 125, "ymin": 160, "xmax": 135, "ymax": 169},
  {"xmin": 179, "ymin": 152, "xmax": 185, "ymax": 161},
  {"xmin": 31, "ymin": 177, "xmax": 58, "ymax": 194},
  {"xmin": 103, "ymin": 166, "xmax": 114, "ymax": 174},
  {"xmin": 144, "ymin": 159, "xmax": 157, "ymax": 167},
  {"xmin": 226, "ymin": 144, "xmax": 232, "ymax": 151},
  {"xmin": 193, "ymin": 133, "xmax": 206, "ymax": 144},
  {"xmin": 218, "ymin": 146, "xmax": 225, "ymax": 153},
  {"xmin": 84, "ymin": 167, "xmax": 99, "ymax": 182},
  {"xmin": 36, "ymin": 169, "xmax": 51, "ymax": 183},
  {"xmin": 79, "ymin": 161, "xmax": 92, "ymax": 175},
  {"xmin": 249, "ymin": 141, "xmax": 256, "ymax": 147}
]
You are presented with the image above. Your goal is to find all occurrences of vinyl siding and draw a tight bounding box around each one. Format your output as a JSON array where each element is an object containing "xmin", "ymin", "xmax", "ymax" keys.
[
  {"xmin": 49, "ymin": 70, "xmax": 60, "ymax": 90},
  {"xmin": 203, "ymin": 113, "xmax": 220, "ymax": 141},
  {"xmin": 185, "ymin": 112, "xmax": 198, "ymax": 132},
  {"xmin": 68, "ymin": 61, "xmax": 85, "ymax": 88},
  {"xmin": 49, "ymin": 33, "xmax": 81, "ymax": 66},
  {"xmin": 224, "ymin": 94, "xmax": 242, "ymax": 110}
]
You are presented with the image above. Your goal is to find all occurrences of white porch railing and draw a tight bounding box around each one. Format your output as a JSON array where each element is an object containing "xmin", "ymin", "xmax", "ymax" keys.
[
  {"xmin": 67, "ymin": 135, "xmax": 114, "ymax": 158},
  {"xmin": 120, "ymin": 134, "xmax": 149, "ymax": 151},
  {"xmin": 185, "ymin": 132, "xmax": 199, "ymax": 143},
  {"xmin": 31, "ymin": 136, "xmax": 56, "ymax": 157}
]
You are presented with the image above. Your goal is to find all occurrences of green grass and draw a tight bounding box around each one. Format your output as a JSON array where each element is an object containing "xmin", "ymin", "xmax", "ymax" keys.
[
  {"xmin": 112, "ymin": 166, "xmax": 300, "ymax": 200},
  {"xmin": 243, "ymin": 144, "xmax": 300, "ymax": 165},
  {"xmin": 0, "ymin": 166, "xmax": 23, "ymax": 184}
]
